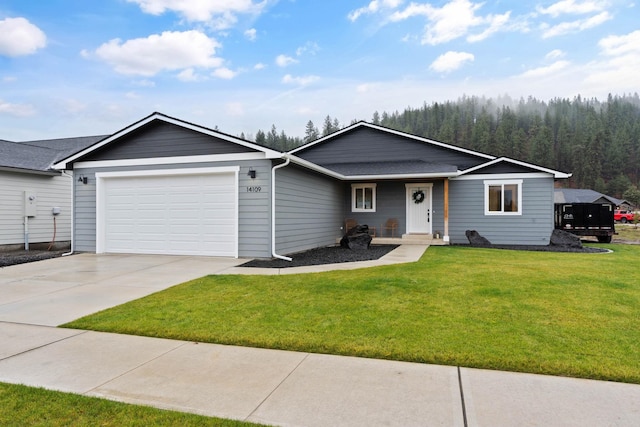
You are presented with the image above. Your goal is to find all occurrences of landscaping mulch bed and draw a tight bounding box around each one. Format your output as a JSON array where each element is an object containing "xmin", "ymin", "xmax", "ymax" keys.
[
  {"xmin": 0, "ymin": 250, "xmax": 67, "ymax": 268},
  {"xmin": 242, "ymin": 241, "xmax": 609, "ymax": 269},
  {"xmin": 240, "ymin": 244, "xmax": 400, "ymax": 268}
]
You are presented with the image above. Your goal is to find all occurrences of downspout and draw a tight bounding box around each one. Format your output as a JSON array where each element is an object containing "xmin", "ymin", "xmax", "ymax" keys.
[
  {"xmin": 271, "ymin": 157, "xmax": 292, "ymax": 261},
  {"xmin": 61, "ymin": 170, "xmax": 74, "ymax": 256}
]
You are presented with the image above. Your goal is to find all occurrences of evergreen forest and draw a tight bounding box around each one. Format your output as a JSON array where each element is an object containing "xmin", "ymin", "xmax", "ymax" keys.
[{"xmin": 250, "ymin": 94, "xmax": 640, "ymax": 202}]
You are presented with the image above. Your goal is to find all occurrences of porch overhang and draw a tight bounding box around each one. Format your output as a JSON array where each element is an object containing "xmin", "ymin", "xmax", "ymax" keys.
[{"xmin": 286, "ymin": 154, "xmax": 460, "ymax": 181}]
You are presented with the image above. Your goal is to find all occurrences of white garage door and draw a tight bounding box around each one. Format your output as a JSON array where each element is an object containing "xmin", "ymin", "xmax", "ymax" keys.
[{"xmin": 98, "ymin": 169, "xmax": 238, "ymax": 257}]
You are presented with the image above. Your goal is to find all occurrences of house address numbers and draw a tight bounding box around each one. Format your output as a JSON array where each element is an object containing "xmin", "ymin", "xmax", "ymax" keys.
[{"xmin": 246, "ymin": 186, "xmax": 262, "ymax": 192}]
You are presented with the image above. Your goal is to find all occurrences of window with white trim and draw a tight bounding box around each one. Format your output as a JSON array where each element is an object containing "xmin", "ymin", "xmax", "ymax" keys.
[
  {"xmin": 352, "ymin": 183, "xmax": 376, "ymax": 212},
  {"xmin": 484, "ymin": 180, "xmax": 522, "ymax": 215}
]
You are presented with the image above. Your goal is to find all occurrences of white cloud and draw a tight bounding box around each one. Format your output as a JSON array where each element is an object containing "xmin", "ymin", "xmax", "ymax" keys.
[
  {"xmin": 127, "ymin": 0, "xmax": 266, "ymax": 29},
  {"xmin": 430, "ymin": 51, "xmax": 474, "ymax": 73},
  {"xmin": 356, "ymin": 83, "xmax": 379, "ymax": 93},
  {"xmin": 133, "ymin": 79, "xmax": 156, "ymax": 87},
  {"xmin": 62, "ymin": 99, "xmax": 87, "ymax": 113},
  {"xmin": 0, "ymin": 99, "xmax": 36, "ymax": 116},
  {"xmin": 2, "ymin": 76, "xmax": 18, "ymax": 83},
  {"xmin": 388, "ymin": 0, "xmax": 510, "ymax": 45},
  {"xmin": 296, "ymin": 41, "xmax": 320, "ymax": 56},
  {"xmin": 212, "ymin": 67, "xmax": 237, "ymax": 79},
  {"xmin": 598, "ymin": 30, "xmax": 640, "ymax": 56},
  {"xmin": 177, "ymin": 68, "xmax": 201, "ymax": 82},
  {"xmin": 518, "ymin": 60, "xmax": 571, "ymax": 78},
  {"xmin": 282, "ymin": 74, "xmax": 320, "ymax": 86},
  {"xmin": 276, "ymin": 54, "xmax": 298, "ymax": 67},
  {"xmin": 541, "ymin": 11, "xmax": 612, "ymax": 38},
  {"xmin": 254, "ymin": 62, "xmax": 266, "ymax": 70},
  {"xmin": 545, "ymin": 49, "xmax": 566, "ymax": 60},
  {"xmin": 536, "ymin": 0, "xmax": 607, "ymax": 17},
  {"xmin": 0, "ymin": 17, "xmax": 46, "ymax": 57},
  {"xmin": 584, "ymin": 30, "xmax": 640, "ymax": 91},
  {"xmin": 348, "ymin": 0, "xmax": 403, "ymax": 21},
  {"xmin": 92, "ymin": 30, "xmax": 223, "ymax": 76},
  {"xmin": 244, "ymin": 28, "xmax": 257, "ymax": 41},
  {"xmin": 226, "ymin": 102, "xmax": 244, "ymax": 116},
  {"xmin": 467, "ymin": 11, "xmax": 511, "ymax": 42}
]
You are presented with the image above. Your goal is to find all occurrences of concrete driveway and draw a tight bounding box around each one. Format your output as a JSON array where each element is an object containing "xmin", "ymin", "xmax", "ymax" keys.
[{"xmin": 0, "ymin": 253, "xmax": 244, "ymax": 326}]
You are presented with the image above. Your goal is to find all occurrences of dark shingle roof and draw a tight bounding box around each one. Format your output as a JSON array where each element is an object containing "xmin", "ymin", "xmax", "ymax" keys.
[
  {"xmin": 0, "ymin": 135, "xmax": 107, "ymax": 173},
  {"xmin": 319, "ymin": 160, "xmax": 458, "ymax": 176},
  {"xmin": 554, "ymin": 189, "xmax": 626, "ymax": 206}
]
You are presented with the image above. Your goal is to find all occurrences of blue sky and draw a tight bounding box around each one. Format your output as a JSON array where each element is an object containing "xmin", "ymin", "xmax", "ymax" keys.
[{"xmin": 1, "ymin": 0, "xmax": 638, "ymax": 141}]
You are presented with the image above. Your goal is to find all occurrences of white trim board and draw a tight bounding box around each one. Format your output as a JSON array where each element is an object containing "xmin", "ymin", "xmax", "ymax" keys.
[{"xmin": 76, "ymin": 153, "xmax": 266, "ymax": 169}]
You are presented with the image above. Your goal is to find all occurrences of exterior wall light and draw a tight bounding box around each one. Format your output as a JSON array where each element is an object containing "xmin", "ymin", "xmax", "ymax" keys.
[{"xmin": 248, "ymin": 168, "xmax": 257, "ymax": 179}]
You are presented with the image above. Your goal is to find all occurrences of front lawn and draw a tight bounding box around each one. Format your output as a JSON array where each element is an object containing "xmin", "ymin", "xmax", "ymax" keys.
[
  {"xmin": 0, "ymin": 382, "xmax": 262, "ymax": 426},
  {"xmin": 65, "ymin": 245, "xmax": 640, "ymax": 384}
]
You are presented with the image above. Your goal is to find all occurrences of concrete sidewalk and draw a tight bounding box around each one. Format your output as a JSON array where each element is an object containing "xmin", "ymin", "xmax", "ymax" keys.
[
  {"xmin": 1, "ymin": 250, "xmax": 639, "ymax": 426},
  {"xmin": 1, "ymin": 322, "xmax": 639, "ymax": 426}
]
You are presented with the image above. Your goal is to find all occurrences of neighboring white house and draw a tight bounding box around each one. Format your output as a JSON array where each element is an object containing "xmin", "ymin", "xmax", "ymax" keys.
[{"xmin": 0, "ymin": 136, "xmax": 105, "ymax": 250}]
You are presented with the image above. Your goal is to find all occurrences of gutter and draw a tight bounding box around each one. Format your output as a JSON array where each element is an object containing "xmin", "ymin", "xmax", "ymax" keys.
[
  {"xmin": 271, "ymin": 157, "xmax": 292, "ymax": 262},
  {"xmin": 61, "ymin": 170, "xmax": 74, "ymax": 256}
]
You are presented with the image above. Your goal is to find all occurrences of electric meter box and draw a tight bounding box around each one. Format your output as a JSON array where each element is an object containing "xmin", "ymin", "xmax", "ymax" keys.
[{"xmin": 24, "ymin": 191, "xmax": 37, "ymax": 217}]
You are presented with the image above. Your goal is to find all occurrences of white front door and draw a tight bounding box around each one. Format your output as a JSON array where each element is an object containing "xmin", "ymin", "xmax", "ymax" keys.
[{"xmin": 406, "ymin": 183, "xmax": 433, "ymax": 234}]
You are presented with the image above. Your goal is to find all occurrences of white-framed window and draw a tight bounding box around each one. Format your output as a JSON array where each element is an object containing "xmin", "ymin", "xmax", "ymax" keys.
[
  {"xmin": 484, "ymin": 180, "xmax": 522, "ymax": 215},
  {"xmin": 352, "ymin": 183, "xmax": 377, "ymax": 212}
]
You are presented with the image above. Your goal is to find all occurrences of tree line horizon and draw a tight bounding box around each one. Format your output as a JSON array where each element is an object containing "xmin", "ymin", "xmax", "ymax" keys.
[{"xmin": 243, "ymin": 93, "xmax": 640, "ymax": 203}]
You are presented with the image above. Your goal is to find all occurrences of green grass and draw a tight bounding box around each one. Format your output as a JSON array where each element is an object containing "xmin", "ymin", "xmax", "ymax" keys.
[
  {"xmin": 65, "ymin": 245, "xmax": 640, "ymax": 384},
  {"xmin": 0, "ymin": 382, "xmax": 264, "ymax": 426},
  {"xmin": 615, "ymin": 224, "xmax": 640, "ymax": 242}
]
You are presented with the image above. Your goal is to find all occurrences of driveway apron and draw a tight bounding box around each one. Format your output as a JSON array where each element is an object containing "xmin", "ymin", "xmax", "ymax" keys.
[{"xmin": 0, "ymin": 253, "xmax": 244, "ymax": 326}]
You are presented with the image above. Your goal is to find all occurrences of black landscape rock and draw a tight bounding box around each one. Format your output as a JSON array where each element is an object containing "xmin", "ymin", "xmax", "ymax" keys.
[
  {"xmin": 465, "ymin": 230, "xmax": 492, "ymax": 246},
  {"xmin": 340, "ymin": 224, "xmax": 373, "ymax": 250},
  {"xmin": 550, "ymin": 229, "xmax": 583, "ymax": 248}
]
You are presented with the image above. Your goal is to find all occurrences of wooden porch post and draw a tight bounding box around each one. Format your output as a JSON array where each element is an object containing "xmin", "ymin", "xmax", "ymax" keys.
[{"xmin": 443, "ymin": 178, "xmax": 450, "ymax": 243}]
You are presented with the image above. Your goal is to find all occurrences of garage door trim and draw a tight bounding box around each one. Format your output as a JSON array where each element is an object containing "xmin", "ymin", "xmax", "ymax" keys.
[{"xmin": 96, "ymin": 166, "xmax": 239, "ymax": 256}]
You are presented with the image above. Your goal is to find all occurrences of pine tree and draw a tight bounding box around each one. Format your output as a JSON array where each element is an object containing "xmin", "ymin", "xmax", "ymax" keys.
[{"xmin": 304, "ymin": 120, "xmax": 319, "ymax": 143}]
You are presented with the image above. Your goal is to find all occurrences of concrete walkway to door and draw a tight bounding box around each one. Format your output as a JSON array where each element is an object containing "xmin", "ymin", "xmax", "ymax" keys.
[{"xmin": 1, "ymin": 251, "xmax": 640, "ymax": 426}]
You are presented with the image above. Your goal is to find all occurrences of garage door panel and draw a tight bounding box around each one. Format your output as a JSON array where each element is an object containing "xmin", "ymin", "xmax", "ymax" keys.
[{"xmin": 102, "ymin": 171, "xmax": 237, "ymax": 257}]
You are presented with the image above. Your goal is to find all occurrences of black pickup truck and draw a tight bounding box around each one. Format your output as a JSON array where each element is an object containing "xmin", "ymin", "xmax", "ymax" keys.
[{"xmin": 554, "ymin": 203, "xmax": 615, "ymax": 243}]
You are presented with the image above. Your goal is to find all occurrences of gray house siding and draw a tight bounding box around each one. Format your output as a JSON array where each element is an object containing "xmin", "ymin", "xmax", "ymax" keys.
[
  {"xmin": 344, "ymin": 181, "xmax": 406, "ymax": 236},
  {"xmin": 448, "ymin": 176, "xmax": 555, "ymax": 245},
  {"xmin": 275, "ymin": 165, "xmax": 343, "ymax": 255},
  {"xmin": 81, "ymin": 121, "xmax": 253, "ymax": 162},
  {"xmin": 0, "ymin": 170, "xmax": 72, "ymax": 247},
  {"xmin": 342, "ymin": 180, "xmax": 446, "ymax": 237},
  {"xmin": 73, "ymin": 160, "xmax": 273, "ymax": 258},
  {"xmin": 296, "ymin": 127, "xmax": 487, "ymax": 171}
]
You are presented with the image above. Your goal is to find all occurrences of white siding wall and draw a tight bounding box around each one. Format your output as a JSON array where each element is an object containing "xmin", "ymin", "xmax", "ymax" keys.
[{"xmin": 0, "ymin": 171, "xmax": 71, "ymax": 246}]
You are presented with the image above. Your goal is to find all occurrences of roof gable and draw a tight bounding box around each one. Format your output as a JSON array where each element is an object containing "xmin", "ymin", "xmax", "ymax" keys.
[
  {"xmin": 54, "ymin": 112, "xmax": 282, "ymax": 169},
  {"xmin": 460, "ymin": 157, "xmax": 571, "ymax": 179},
  {"xmin": 290, "ymin": 122, "xmax": 493, "ymax": 174}
]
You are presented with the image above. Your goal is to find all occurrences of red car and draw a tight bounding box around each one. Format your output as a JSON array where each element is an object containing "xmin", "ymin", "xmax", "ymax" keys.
[{"xmin": 614, "ymin": 210, "xmax": 636, "ymax": 223}]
